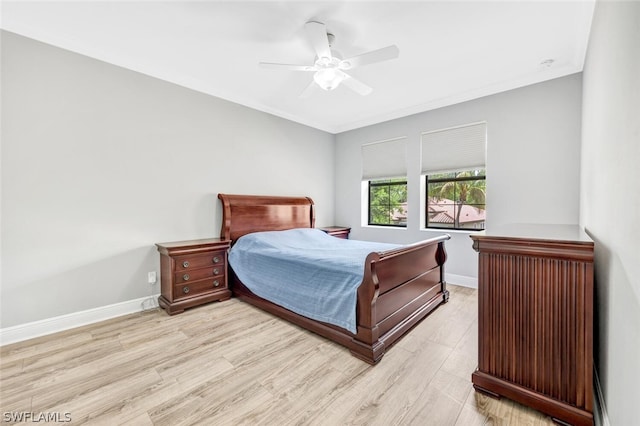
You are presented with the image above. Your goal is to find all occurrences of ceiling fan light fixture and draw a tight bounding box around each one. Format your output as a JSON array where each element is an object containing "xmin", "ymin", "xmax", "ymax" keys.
[
  {"xmin": 313, "ymin": 68, "xmax": 344, "ymax": 90},
  {"xmin": 259, "ymin": 21, "xmax": 398, "ymax": 97}
]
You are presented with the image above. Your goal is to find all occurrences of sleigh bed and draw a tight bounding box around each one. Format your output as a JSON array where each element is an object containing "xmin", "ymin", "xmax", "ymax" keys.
[{"xmin": 218, "ymin": 193, "xmax": 451, "ymax": 364}]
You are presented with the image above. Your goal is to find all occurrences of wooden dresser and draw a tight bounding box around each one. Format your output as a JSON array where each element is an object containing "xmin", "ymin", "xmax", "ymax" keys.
[
  {"xmin": 470, "ymin": 224, "xmax": 594, "ymax": 426},
  {"xmin": 156, "ymin": 238, "xmax": 231, "ymax": 315}
]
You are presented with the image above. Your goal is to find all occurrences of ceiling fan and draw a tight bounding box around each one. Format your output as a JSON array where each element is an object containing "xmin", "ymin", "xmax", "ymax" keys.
[{"xmin": 259, "ymin": 21, "xmax": 399, "ymax": 97}]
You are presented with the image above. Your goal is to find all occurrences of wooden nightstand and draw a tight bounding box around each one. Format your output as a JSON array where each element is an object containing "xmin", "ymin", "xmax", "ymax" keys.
[
  {"xmin": 319, "ymin": 226, "xmax": 351, "ymax": 239},
  {"xmin": 156, "ymin": 238, "xmax": 231, "ymax": 315}
]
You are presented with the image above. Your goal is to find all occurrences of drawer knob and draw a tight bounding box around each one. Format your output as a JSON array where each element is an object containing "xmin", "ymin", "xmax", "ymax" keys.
[
  {"xmin": 182, "ymin": 286, "xmax": 190, "ymax": 294},
  {"xmin": 213, "ymin": 256, "xmax": 220, "ymax": 263},
  {"xmin": 182, "ymin": 274, "xmax": 190, "ymax": 281},
  {"xmin": 213, "ymin": 268, "xmax": 220, "ymax": 275},
  {"xmin": 213, "ymin": 280, "xmax": 220, "ymax": 287},
  {"xmin": 182, "ymin": 261, "xmax": 189, "ymax": 268}
]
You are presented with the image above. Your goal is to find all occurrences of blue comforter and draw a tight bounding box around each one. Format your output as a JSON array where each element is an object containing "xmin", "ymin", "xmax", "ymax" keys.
[{"xmin": 228, "ymin": 228, "xmax": 399, "ymax": 333}]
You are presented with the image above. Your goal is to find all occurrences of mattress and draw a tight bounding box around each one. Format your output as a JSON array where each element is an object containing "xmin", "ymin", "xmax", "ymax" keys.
[{"xmin": 228, "ymin": 228, "xmax": 399, "ymax": 333}]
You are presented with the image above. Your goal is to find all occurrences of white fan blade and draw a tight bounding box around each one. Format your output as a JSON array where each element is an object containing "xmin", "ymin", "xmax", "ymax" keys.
[
  {"xmin": 259, "ymin": 62, "xmax": 316, "ymax": 71},
  {"xmin": 304, "ymin": 21, "xmax": 332, "ymax": 60},
  {"xmin": 299, "ymin": 79, "xmax": 319, "ymax": 98},
  {"xmin": 338, "ymin": 71, "xmax": 373, "ymax": 96},
  {"xmin": 339, "ymin": 45, "xmax": 399, "ymax": 70}
]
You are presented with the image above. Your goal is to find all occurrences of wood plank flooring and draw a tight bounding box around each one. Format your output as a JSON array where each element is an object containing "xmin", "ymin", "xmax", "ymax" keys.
[{"xmin": 1, "ymin": 285, "xmax": 554, "ymax": 425}]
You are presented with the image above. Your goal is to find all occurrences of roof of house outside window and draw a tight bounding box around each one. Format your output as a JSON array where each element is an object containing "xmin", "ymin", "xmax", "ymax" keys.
[{"xmin": 428, "ymin": 198, "xmax": 485, "ymax": 224}]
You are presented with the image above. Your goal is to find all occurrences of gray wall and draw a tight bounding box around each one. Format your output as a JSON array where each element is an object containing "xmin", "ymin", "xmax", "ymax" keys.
[
  {"xmin": 0, "ymin": 31, "xmax": 335, "ymax": 328},
  {"xmin": 335, "ymin": 74, "xmax": 583, "ymax": 284},
  {"xmin": 580, "ymin": 2, "xmax": 640, "ymax": 424}
]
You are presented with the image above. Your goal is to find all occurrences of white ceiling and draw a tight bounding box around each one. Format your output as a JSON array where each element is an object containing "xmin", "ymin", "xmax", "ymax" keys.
[{"xmin": 1, "ymin": 1, "xmax": 595, "ymax": 134}]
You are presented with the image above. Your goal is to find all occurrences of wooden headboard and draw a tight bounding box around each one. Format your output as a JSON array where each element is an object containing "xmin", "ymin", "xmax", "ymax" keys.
[{"xmin": 218, "ymin": 194, "xmax": 315, "ymax": 242}]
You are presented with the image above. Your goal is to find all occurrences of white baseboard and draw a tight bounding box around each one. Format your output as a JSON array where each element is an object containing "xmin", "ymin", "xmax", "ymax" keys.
[
  {"xmin": 594, "ymin": 368, "xmax": 611, "ymax": 426},
  {"xmin": 0, "ymin": 295, "xmax": 160, "ymax": 346},
  {"xmin": 445, "ymin": 273, "xmax": 477, "ymax": 288}
]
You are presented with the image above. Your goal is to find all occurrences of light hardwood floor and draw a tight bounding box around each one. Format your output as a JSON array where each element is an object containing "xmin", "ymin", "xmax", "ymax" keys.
[{"xmin": 1, "ymin": 285, "xmax": 554, "ymax": 425}]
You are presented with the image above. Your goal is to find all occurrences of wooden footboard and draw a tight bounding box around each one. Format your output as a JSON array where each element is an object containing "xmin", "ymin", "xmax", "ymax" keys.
[
  {"xmin": 218, "ymin": 193, "xmax": 451, "ymax": 364},
  {"xmin": 351, "ymin": 235, "xmax": 450, "ymax": 363}
]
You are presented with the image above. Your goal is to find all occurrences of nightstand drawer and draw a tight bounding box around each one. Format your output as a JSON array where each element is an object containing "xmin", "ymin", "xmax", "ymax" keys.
[
  {"xmin": 174, "ymin": 278, "xmax": 226, "ymax": 301},
  {"xmin": 175, "ymin": 252, "xmax": 225, "ymax": 271},
  {"xmin": 174, "ymin": 265, "xmax": 224, "ymax": 284}
]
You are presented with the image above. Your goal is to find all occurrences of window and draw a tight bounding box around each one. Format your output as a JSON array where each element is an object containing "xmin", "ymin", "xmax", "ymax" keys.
[
  {"xmin": 421, "ymin": 122, "xmax": 487, "ymax": 230},
  {"xmin": 362, "ymin": 137, "xmax": 407, "ymax": 227},
  {"xmin": 426, "ymin": 169, "xmax": 486, "ymax": 230},
  {"xmin": 369, "ymin": 178, "xmax": 408, "ymax": 227}
]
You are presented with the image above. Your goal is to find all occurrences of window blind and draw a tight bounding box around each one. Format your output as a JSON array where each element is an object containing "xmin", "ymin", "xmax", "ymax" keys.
[
  {"xmin": 361, "ymin": 137, "xmax": 407, "ymax": 180},
  {"xmin": 421, "ymin": 122, "xmax": 486, "ymax": 175}
]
